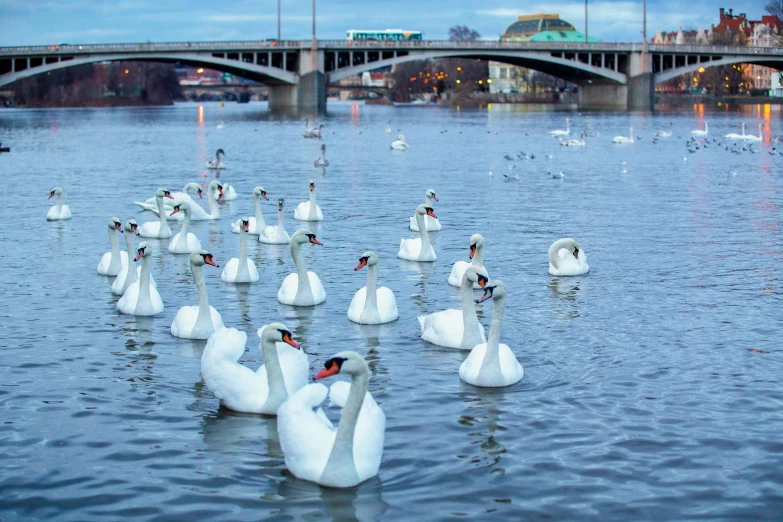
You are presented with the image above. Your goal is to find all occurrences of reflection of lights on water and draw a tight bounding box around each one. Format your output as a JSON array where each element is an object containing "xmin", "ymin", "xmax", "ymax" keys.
[{"xmin": 198, "ymin": 105, "xmax": 204, "ymax": 127}]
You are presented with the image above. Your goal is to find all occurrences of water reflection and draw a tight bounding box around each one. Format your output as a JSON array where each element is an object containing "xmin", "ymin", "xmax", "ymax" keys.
[
  {"xmin": 548, "ymin": 276, "xmax": 582, "ymax": 319},
  {"xmin": 201, "ymin": 409, "xmax": 281, "ymax": 473},
  {"xmin": 277, "ymin": 475, "xmax": 388, "ymax": 522},
  {"xmin": 458, "ymin": 388, "xmax": 507, "ymax": 473}
]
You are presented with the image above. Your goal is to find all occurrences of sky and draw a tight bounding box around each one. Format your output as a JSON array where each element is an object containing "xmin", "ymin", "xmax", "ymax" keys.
[{"xmin": 0, "ymin": 0, "xmax": 771, "ymax": 46}]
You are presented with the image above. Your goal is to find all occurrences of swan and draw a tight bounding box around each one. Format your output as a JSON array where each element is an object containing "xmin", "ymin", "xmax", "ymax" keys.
[
  {"xmin": 398, "ymin": 205, "xmax": 437, "ymax": 262},
  {"xmin": 135, "ymin": 182, "xmax": 202, "ymax": 213},
  {"xmin": 691, "ymin": 122, "xmax": 708, "ymax": 136},
  {"xmin": 304, "ymin": 124, "xmax": 324, "ymax": 139},
  {"xmin": 207, "ymin": 148, "xmax": 226, "ymax": 169},
  {"xmin": 232, "ymin": 186, "xmax": 267, "ymax": 234},
  {"xmin": 138, "ymin": 181, "xmax": 221, "ymax": 221},
  {"xmin": 171, "ymin": 250, "xmax": 225, "ymax": 339},
  {"xmin": 314, "ymin": 144, "xmax": 329, "ymax": 167},
  {"xmin": 459, "ymin": 280, "xmax": 523, "ymax": 387},
  {"xmin": 744, "ymin": 123, "xmax": 763, "ymax": 142},
  {"xmin": 724, "ymin": 123, "xmax": 746, "ymax": 140},
  {"xmin": 111, "ymin": 219, "xmax": 156, "ymax": 296},
  {"xmin": 218, "ymin": 182, "xmax": 237, "ymax": 201},
  {"xmin": 348, "ymin": 251, "xmax": 398, "ymax": 324},
  {"xmin": 448, "ymin": 233, "xmax": 489, "ymax": 288},
  {"xmin": 654, "ymin": 123, "xmax": 672, "ymax": 138},
  {"xmin": 612, "ymin": 127, "xmax": 634, "ymax": 144},
  {"xmin": 560, "ymin": 132, "xmax": 586, "ymax": 147},
  {"xmin": 117, "ymin": 242, "xmax": 164, "ymax": 316},
  {"xmin": 409, "ymin": 189, "xmax": 442, "ymax": 232},
  {"xmin": 278, "ymin": 230, "xmax": 326, "ymax": 306},
  {"xmin": 277, "ymin": 351, "xmax": 385, "ymax": 488},
  {"xmin": 384, "ymin": 120, "xmax": 392, "ymax": 133},
  {"xmin": 201, "ymin": 324, "xmax": 308, "ymax": 415},
  {"xmin": 168, "ymin": 201, "xmax": 202, "ymax": 254},
  {"xmin": 390, "ymin": 134, "xmax": 408, "ymax": 150},
  {"xmin": 418, "ymin": 265, "xmax": 488, "ymax": 349},
  {"xmin": 221, "ymin": 217, "xmax": 259, "ymax": 283},
  {"xmin": 46, "ymin": 187, "xmax": 72, "ymax": 220},
  {"xmin": 138, "ymin": 188, "xmax": 174, "ymax": 238},
  {"xmin": 294, "ymin": 180, "xmax": 324, "ymax": 222},
  {"xmin": 97, "ymin": 217, "xmax": 129, "ymax": 276},
  {"xmin": 259, "ymin": 198, "xmax": 291, "ymax": 244},
  {"xmin": 549, "ymin": 117, "xmax": 570, "ymax": 137},
  {"xmin": 548, "ymin": 238, "xmax": 589, "ymax": 276}
]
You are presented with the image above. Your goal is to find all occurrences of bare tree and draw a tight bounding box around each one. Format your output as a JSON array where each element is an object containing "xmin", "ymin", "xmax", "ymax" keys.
[
  {"xmin": 448, "ymin": 25, "xmax": 481, "ymax": 41},
  {"xmin": 766, "ymin": 0, "xmax": 783, "ymax": 20}
]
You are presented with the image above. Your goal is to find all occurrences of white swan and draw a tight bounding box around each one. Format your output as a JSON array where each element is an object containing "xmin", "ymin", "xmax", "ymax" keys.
[
  {"xmin": 171, "ymin": 250, "xmax": 225, "ymax": 339},
  {"xmin": 278, "ymin": 230, "xmax": 326, "ymax": 306},
  {"xmin": 221, "ymin": 217, "xmax": 259, "ymax": 283},
  {"xmin": 398, "ymin": 205, "xmax": 437, "ymax": 262},
  {"xmin": 46, "ymin": 187, "xmax": 72, "ymax": 220},
  {"xmin": 207, "ymin": 148, "xmax": 226, "ymax": 169},
  {"xmin": 384, "ymin": 120, "xmax": 392, "ymax": 133},
  {"xmin": 724, "ymin": 123, "xmax": 746, "ymax": 140},
  {"xmin": 418, "ymin": 265, "xmax": 488, "ymax": 349},
  {"xmin": 294, "ymin": 180, "xmax": 323, "ymax": 221},
  {"xmin": 138, "ymin": 188, "xmax": 174, "ymax": 238},
  {"xmin": 409, "ymin": 189, "xmax": 442, "ymax": 231},
  {"xmin": 259, "ymin": 198, "xmax": 291, "ymax": 244},
  {"xmin": 135, "ymin": 182, "xmax": 202, "ymax": 213},
  {"xmin": 111, "ymin": 219, "xmax": 156, "ymax": 296},
  {"xmin": 278, "ymin": 351, "xmax": 385, "ymax": 488},
  {"xmin": 560, "ymin": 132, "xmax": 586, "ymax": 147},
  {"xmin": 548, "ymin": 238, "xmax": 589, "ymax": 276},
  {"xmin": 691, "ymin": 122, "xmax": 708, "ymax": 136},
  {"xmin": 549, "ymin": 117, "xmax": 570, "ymax": 137},
  {"xmin": 314, "ymin": 144, "xmax": 329, "ymax": 167},
  {"xmin": 167, "ymin": 201, "xmax": 202, "ymax": 254},
  {"xmin": 390, "ymin": 134, "xmax": 408, "ymax": 150},
  {"xmin": 218, "ymin": 182, "xmax": 237, "ymax": 201},
  {"xmin": 654, "ymin": 123, "xmax": 672, "ymax": 138},
  {"xmin": 348, "ymin": 251, "xmax": 398, "ymax": 324},
  {"xmin": 232, "ymin": 186, "xmax": 267, "ymax": 234},
  {"xmin": 117, "ymin": 242, "xmax": 164, "ymax": 316},
  {"xmin": 97, "ymin": 217, "xmax": 129, "ymax": 276},
  {"xmin": 304, "ymin": 123, "xmax": 324, "ymax": 139},
  {"xmin": 744, "ymin": 123, "xmax": 763, "ymax": 142},
  {"xmin": 448, "ymin": 233, "xmax": 488, "ymax": 288},
  {"xmin": 201, "ymin": 324, "xmax": 308, "ymax": 415},
  {"xmin": 138, "ymin": 181, "xmax": 221, "ymax": 221},
  {"xmin": 612, "ymin": 127, "xmax": 634, "ymax": 144},
  {"xmin": 459, "ymin": 280, "xmax": 524, "ymax": 387}
]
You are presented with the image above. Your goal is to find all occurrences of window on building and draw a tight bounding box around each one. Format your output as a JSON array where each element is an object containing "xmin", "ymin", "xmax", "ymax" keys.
[{"xmin": 500, "ymin": 68, "xmax": 508, "ymax": 79}]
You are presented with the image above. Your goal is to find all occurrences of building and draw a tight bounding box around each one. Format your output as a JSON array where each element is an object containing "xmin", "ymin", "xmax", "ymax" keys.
[{"xmin": 489, "ymin": 14, "xmax": 599, "ymax": 94}]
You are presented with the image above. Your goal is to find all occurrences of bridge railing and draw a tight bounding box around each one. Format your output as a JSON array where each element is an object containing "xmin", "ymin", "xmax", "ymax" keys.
[{"xmin": 0, "ymin": 40, "xmax": 305, "ymax": 55}]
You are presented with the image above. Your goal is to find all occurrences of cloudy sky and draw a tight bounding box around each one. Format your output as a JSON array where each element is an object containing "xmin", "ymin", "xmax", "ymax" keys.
[{"xmin": 0, "ymin": 0, "xmax": 770, "ymax": 46}]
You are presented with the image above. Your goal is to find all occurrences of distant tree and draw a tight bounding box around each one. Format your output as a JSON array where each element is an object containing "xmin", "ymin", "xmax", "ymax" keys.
[
  {"xmin": 448, "ymin": 25, "xmax": 481, "ymax": 41},
  {"xmin": 766, "ymin": 0, "xmax": 783, "ymax": 20}
]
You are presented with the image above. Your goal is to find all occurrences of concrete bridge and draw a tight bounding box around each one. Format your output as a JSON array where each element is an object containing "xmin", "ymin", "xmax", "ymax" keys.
[{"xmin": 2, "ymin": 39, "xmax": 783, "ymax": 111}]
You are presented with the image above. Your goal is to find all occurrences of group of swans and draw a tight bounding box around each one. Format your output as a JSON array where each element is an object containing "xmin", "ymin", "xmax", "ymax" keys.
[
  {"xmin": 724, "ymin": 122, "xmax": 763, "ymax": 142},
  {"xmin": 46, "ymin": 187, "xmax": 72, "ymax": 220},
  {"xmin": 409, "ymin": 189, "xmax": 441, "ymax": 231},
  {"xmin": 136, "ymin": 181, "xmax": 223, "ymax": 221}
]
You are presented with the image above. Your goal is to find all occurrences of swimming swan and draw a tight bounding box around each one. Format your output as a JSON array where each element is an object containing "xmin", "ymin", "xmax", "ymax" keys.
[
  {"xmin": 168, "ymin": 201, "xmax": 202, "ymax": 254},
  {"xmin": 278, "ymin": 351, "xmax": 385, "ymax": 488},
  {"xmin": 232, "ymin": 186, "xmax": 267, "ymax": 234},
  {"xmin": 207, "ymin": 148, "xmax": 226, "ymax": 169},
  {"xmin": 548, "ymin": 238, "xmax": 590, "ymax": 276},
  {"xmin": 448, "ymin": 233, "xmax": 488, "ymax": 288},
  {"xmin": 171, "ymin": 250, "xmax": 224, "ymax": 339},
  {"xmin": 549, "ymin": 117, "xmax": 570, "ymax": 137},
  {"xmin": 277, "ymin": 230, "xmax": 326, "ymax": 306},
  {"xmin": 560, "ymin": 132, "xmax": 586, "ymax": 147},
  {"xmin": 111, "ymin": 219, "xmax": 156, "ymax": 295},
  {"xmin": 97, "ymin": 217, "xmax": 129, "ymax": 276},
  {"xmin": 348, "ymin": 251, "xmax": 398, "ymax": 324},
  {"xmin": 398, "ymin": 205, "xmax": 437, "ymax": 261},
  {"xmin": 117, "ymin": 242, "xmax": 164, "ymax": 316},
  {"xmin": 724, "ymin": 123, "xmax": 746, "ymax": 140},
  {"xmin": 221, "ymin": 217, "xmax": 259, "ymax": 283},
  {"xmin": 390, "ymin": 134, "xmax": 409, "ymax": 150},
  {"xmin": 314, "ymin": 144, "xmax": 329, "ymax": 167},
  {"xmin": 612, "ymin": 127, "xmax": 634, "ymax": 144},
  {"xmin": 138, "ymin": 188, "xmax": 174, "ymax": 238},
  {"xmin": 259, "ymin": 198, "xmax": 291, "ymax": 244},
  {"xmin": 46, "ymin": 187, "xmax": 72, "ymax": 220},
  {"xmin": 409, "ymin": 189, "xmax": 441, "ymax": 231},
  {"xmin": 294, "ymin": 180, "xmax": 323, "ymax": 221},
  {"xmin": 691, "ymin": 122, "xmax": 708, "ymax": 136}
]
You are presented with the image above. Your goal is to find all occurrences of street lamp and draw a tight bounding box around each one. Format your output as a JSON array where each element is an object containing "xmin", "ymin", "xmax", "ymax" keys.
[
  {"xmin": 277, "ymin": 0, "xmax": 281, "ymax": 41},
  {"xmin": 642, "ymin": 0, "xmax": 648, "ymax": 53},
  {"xmin": 585, "ymin": 0, "xmax": 588, "ymax": 43}
]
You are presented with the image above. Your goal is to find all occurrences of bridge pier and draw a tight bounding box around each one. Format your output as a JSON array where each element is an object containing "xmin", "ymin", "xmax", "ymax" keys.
[
  {"xmin": 268, "ymin": 49, "xmax": 326, "ymax": 113},
  {"xmin": 578, "ymin": 84, "xmax": 628, "ymax": 110}
]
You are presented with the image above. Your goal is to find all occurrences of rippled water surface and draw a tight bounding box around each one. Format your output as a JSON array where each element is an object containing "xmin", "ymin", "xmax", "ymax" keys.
[{"xmin": 1, "ymin": 102, "xmax": 782, "ymax": 520}]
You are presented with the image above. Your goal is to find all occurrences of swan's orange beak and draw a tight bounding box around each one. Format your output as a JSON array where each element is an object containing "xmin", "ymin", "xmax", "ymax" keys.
[
  {"xmin": 309, "ymin": 184, "xmax": 314, "ymax": 192},
  {"xmin": 197, "ymin": 189, "xmax": 203, "ymax": 199},
  {"xmin": 282, "ymin": 331, "xmax": 299, "ymax": 349},
  {"xmin": 131, "ymin": 224, "xmax": 139, "ymax": 235},
  {"xmin": 469, "ymin": 244, "xmax": 476, "ymax": 259},
  {"xmin": 426, "ymin": 208, "xmax": 437, "ymax": 219},
  {"xmin": 115, "ymin": 222, "xmax": 123, "ymax": 233},
  {"xmin": 310, "ymin": 237, "xmax": 323, "ymax": 246},
  {"xmin": 315, "ymin": 362, "xmax": 340, "ymax": 380},
  {"xmin": 135, "ymin": 250, "xmax": 144, "ymax": 262},
  {"xmin": 573, "ymin": 249, "xmax": 579, "ymax": 259},
  {"xmin": 431, "ymin": 194, "xmax": 438, "ymax": 201},
  {"xmin": 261, "ymin": 192, "xmax": 269, "ymax": 200},
  {"xmin": 355, "ymin": 257, "xmax": 367, "ymax": 271},
  {"xmin": 204, "ymin": 255, "xmax": 218, "ymax": 267},
  {"xmin": 243, "ymin": 221, "xmax": 249, "ymax": 232},
  {"xmin": 164, "ymin": 192, "xmax": 174, "ymax": 199},
  {"xmin": 477, "ymin": 275, "xmax": 487, "ymax": 288},
  {"xmin": 170, "ymin": 206, "xmax": 180, "ymax": 215},
  {"xmin": 48, "ymin": 192, "xmax": 55, "ymax": 199}
]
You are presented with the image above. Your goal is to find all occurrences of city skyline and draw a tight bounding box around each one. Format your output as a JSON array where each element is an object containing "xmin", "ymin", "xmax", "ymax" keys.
[{"xmin": 0, "ymin": 0, "xmax": 772, "ymax": 46}]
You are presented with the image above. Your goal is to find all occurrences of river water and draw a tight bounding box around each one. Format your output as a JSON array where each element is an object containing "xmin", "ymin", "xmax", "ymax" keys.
[{"xmin": 0, "ymin": 102, "xmax": 781, "ymax": 520}]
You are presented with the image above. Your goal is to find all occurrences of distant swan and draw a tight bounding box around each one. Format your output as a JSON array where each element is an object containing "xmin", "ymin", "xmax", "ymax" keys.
[
  {"xmin": 207, "ymin": 148, "xmax": 226, "ymax": 169},
  {"xmin": 724, "ymin": 123, "xmax": 746, "ymax": 140},
  {"xmin": 691, "ymin": 122, "xmax": 708, "ymax": 137},
  {"xmin": 135, "ymin": 182, "xmax": 202, "ymax": 214},
  {"xmin": 97, "ymin": 217, "xmax": 128, "ymax": 276},
  {"xmin": 390, "ymin": 134, "xmax": 409, "ymax": 150},
  {"xmin": 654, "ymin": 123, "xmax": 672, "ymax": 138},
  {"xmin": 294, "ymin": 180, "xmax": 323, "ymax": 221},
  {"xmin": 560, "ymin": 132, "xmax": 586, "ymax": 147},
  {"xmin": 744, "ymin": 123, "xmax": 763, "ymax": 142},
  {"xmin": 314, "ymin": 144, "xmax": 329, "ymax": 167},
  {"xmin": 548, "ymin": 238, "xmax": 589, "ymax": 276},
  {"xmin": 46, "ymin": 187, "xmax": 72, "ymax": 220},
  {"xmin": 549, "ymin": 117, "xmax": 570, "ymax": 137},
  {"xmin": 612, "ymin": 127, "xmax": 634, "ymax": 144},
  {"xmin": 304, "ymin": 122, "xmax": 324, "ymax": 139},
  {"xmin": 409, "ymin": 189, "xmax": 441, "ymax": 231}
]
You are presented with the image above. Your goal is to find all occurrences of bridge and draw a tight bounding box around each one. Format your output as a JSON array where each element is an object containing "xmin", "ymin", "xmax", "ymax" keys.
[{"xmin": 2, "ymin": 40, "xmax": 783, "ymax": 111}]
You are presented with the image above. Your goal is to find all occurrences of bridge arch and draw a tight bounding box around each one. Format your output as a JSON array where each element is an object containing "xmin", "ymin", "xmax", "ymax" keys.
[
  {"xmin": 327, "ymin": 50, "xmax": 627, "ymax": 86},
  {"xmin": 654, "ymin": 55, "xmax": 783, "ymax": 84},
  {"xmin": 0, "ymin": 52, "xmax": 297, "ymax": 88}
]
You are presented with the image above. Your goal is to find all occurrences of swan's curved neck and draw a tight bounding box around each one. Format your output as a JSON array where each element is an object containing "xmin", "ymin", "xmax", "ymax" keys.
[
  {"xmin": 322, "ymin": 368, "xmax": 368, "ymax": 485},
  {"xmin": 277, "ymin": 206, "xmax": 285, "ymax": 228},
  {"xmin": 363, "ymin": 263, "xmax": 379, "ymax": 317},
  {"xmin": 416, "ymin": 212, "xmax": 431, "ymax": 251},
  {"xmin": 56, "ymin": 192, "xmax": 64, "ymax": 210},
  {"xmin": 478, "ymin": 293, "xmax": 506, "ymax": 379},
  {"xmin": 156, "ymin": 196, "xmax": 167, "ymax": 228},
  {"xmin": 425, "ymin": 194, "xmax": 432, "ymax": 206},
  {"xmin": 192, "ymin": 263, "xmax": 211, "ymax": 326},
  {"xmin": 124, "ymin": 233, "xmax": 137, "ymax": 288},
  {"xmin": 253, "ymin": 194, "xmax": 266, "ymax": 229},
  {"xmin": 237, "ymin": 225, "xmax": 249, "ymax": 280},
  {"xmin": 290, "ymin": 241, "xmax": 313, "ymax": 301},
  {"xmin": 471, "ymin": 243, "xmax": 484, "ymax": 266},
  {"xmin": 179, "ymin": 208, "xmax": 191, "ymax": 240},
  {"xmin": 208, "ymin": 188, "xmax": 220, "ymax": 218},
  {"xmin": 548, "ymin": 239, "xmax": 571, "ymax": 269},
  {"xmin": 460, "ymin": 272, "xmax": 480, "ymax": 346},
  {"xmin": 109, "ymin": 228, "xmax": 122, "ymax": 271},
  {"xmin": 261, "ymin": 336, "xmax": 288, "ymax": 410},
  {"xmin": 308, "ymin": 188, "xmax": 317, "ymax": 221},
  {"xmin": 137, "ymin": 255, "xmax": 152, "ymax": 308}
]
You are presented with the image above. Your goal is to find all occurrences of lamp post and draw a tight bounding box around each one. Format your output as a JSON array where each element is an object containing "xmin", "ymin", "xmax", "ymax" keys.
[
  {"xmin": 277, "ymin": 0, "xmax": 281, "ymax": 41},
  {"xmin": 642, "ymin": 0, "xmax": 648, "ymax": 53},
  {"xmin": 585, "ymin": 0, "xmax": 588, "ymax": 43}
]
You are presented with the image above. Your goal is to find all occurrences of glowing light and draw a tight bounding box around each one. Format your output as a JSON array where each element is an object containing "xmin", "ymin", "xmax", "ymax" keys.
[
  {"xmin": 487, "ymin": 79, "xmax": 492, "ymax": 84},
  {"xmin": 197, "ymin": 105, "xmax": 204, "ymax": 126},
  {"xmin": 698, "ymin": 67, "xmax": 705, "ymax": 73},
  {"xmin": 456, "ymin": 79, "xmax": 461, "ymax": 84},
  {"xmin": 457, "ymin": 67, "xmax": 462, "ymax": 71},
  {"xmin": 125, "ymin": 69, "xmax": 129, "ymax": 74},
  {"xmin": 197, "ymin": 68, "xmax": 204, "ymax": 73},
  {"xmin": 478, "ymin": 80, "xmax": 483, "ymax": 84}
]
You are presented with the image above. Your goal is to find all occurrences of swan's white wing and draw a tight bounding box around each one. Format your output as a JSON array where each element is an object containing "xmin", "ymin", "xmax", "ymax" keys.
[
  {"xmin": 448, "ymin": 260, "xmax": 469, "ymax": 286},
  {"xmin": 278, "ymin": 383, "xmax": 336, "ymax": 483},
  {"xmin": 459, "ymin": 343, "xmax": 487, "ymax": 384},
  {"xmin": 376, "ymin": 286, "xmax": 398, "ymax": 322},
  {"xmin": 277, "ymin": 343, "xmax": 309, "ymax": 395},
  {"xmin": 497, "ymin": 343, "xmax": 524, "ymax": 384},
  {"xmin": 352, "ymin": 391, "xmax": 386, "ymax": 481},
  {"xmin": 278, "ymin": 273, "xmax": 300, "ymax": 304},
  {"xmin": 347, "ymin": 287, "xmax": 367, "ymax": 323},
  {"xmin": 419, "ymin": 309, "xmax": 464, "ymax": 348},
  {"xmin": 307, "ymin": 272, "xmax": 326, "ymax": 303}
]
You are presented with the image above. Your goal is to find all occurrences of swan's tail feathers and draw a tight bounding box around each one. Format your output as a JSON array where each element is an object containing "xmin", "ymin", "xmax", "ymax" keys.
[
  {"xmin": 328, "ymin": 381, "xmax": 351, "ymax": 408},
  {"xmin": 417, "ymin": 315, "xmax": 426, "ymax": 334},
  {"xmin": 134, "ymin": 201, "xmax": 157, "ymax": 212},
  {"xmin": 205, "ymin": 327, "xmax": 247, "ymax": 363},
  {"xmin": 291, "ymin": 382, "xmax": 329, "ymax": 410}
]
